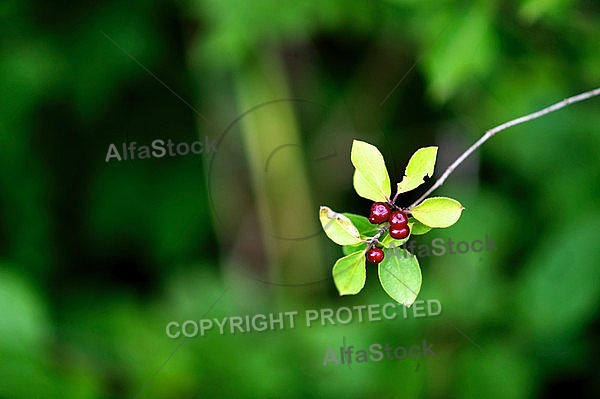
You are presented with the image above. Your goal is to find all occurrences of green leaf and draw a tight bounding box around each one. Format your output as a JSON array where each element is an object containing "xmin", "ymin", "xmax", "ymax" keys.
[
  {"xmin": 409, "ymin": 218, "xmax": 432, "ymax": 235},
  {"xmin": 397, "ymin": 147, "xmax": 438, "ymax": 194},
  {"xmin": 351, "ymin": 140, "xmax": 391, "ymax": 202},
  {"xmin": 319, "ymin": 206, "xmax": 362, "ymax": 245},
  {"xmin": 343, "ymin": 213, "xmax": 379, "ymax": 238},
  {"xmin": 378, "ymin": 248, "xmax": 422, "ymax": 307},
  {"xmin": 410, "ymin": 197, "xmax": 464, "ymax": 228},
  {"xmin": 332, "ymin": 250, "xmax": 367, "ymax": 295},
  {"xmin": 342, "ymin": 242, "xmax": 366, "ymax": 256},
  {"xmin": 380, "ymin": 231, "xmax": 410, "ymax": 248}
]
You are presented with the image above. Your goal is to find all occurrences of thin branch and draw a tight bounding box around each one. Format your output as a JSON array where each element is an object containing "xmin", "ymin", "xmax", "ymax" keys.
[{"xmin": 408, "ymin": 87, "xmax": 600, "ymax": 208}]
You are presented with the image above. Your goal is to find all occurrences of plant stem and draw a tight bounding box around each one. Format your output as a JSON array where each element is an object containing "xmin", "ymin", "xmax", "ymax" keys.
[
  {"xmin": 408, "ymin": 87, "xmax": 600, "ymax": 209},
  {"xmin": 365, "ymin": 226, "xmax": 389, "ymax": 250}
]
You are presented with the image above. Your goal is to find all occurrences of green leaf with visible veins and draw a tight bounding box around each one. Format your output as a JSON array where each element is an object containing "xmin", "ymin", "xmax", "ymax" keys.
[
  {"xmin": 378, "ymin": 248, "xmax": 422, "ymax": 307},
  {"xmin": 319, "ymin": 206, "xmax": 362, "ymax": 245},
  {"xmin": 351, "ymin": 140, "xmax": 391, "ymax": 202},
  {"xmin": 343, "ymin": 212, "xmax": 379, "ymax": 238},
  {"xmin": 333, "ymin": 250, "xmax": 367, "ymax": 295},
  {"xmin": 411, "ymin": 197, "xmax": 464, "ymax": 228},
  {"xmin": 397, "ymin": 147, "xmax": 438, "ymax": 194}
]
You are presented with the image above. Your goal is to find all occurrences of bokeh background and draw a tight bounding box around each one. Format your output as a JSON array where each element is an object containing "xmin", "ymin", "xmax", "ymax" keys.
[{"xmin": 2, "ymin": 0, "xmax": 600, "ymax": 397}]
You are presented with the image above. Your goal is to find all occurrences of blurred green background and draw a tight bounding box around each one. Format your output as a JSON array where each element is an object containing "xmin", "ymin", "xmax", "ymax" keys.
[{"xmin": 2, "ymin": 0, "xmax": 600, "ymax": 397}]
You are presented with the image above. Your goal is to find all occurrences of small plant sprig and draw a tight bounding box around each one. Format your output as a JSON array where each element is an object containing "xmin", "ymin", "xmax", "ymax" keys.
[
  {"xmin": 319, "ymin": 141, "xmax": 462, "ymax": 306},
  {"xmin": 320, "ymin": 86, "xmax": 600, "ymax": 306}
]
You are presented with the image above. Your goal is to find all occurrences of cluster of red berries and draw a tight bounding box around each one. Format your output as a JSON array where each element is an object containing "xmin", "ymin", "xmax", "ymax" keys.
[{"xmin": 366, "ymin": 202, "xmax": 411, "ymax": 264}]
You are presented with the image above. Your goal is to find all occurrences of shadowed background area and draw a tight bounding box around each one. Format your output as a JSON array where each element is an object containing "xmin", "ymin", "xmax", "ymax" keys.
[{"xmin": 2, "ymin": 0, "xmax": 600, "ymax": 397}]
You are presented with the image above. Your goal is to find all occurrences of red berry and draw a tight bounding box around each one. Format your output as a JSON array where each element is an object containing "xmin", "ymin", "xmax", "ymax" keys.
[
  {"xmin": 369, "ymin": 202, "xmax": 391, "ymax": 224},
  {"xmin": 389, "ymin": 225, "xmax": 410, "ymax": 240},
  {"xmin": 367, "ymin": 247, "xmax": 385, "ymax": 264},
  {"xmin": 389, "ymin": 210, "xmax": 408, "ymax": 227}
]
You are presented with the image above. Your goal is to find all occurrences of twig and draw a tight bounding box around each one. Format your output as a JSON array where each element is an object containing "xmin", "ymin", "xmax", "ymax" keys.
[
  {"xmin": 365, "ymin": 226, "xmax": 389, "ymax": 250},
  {"xmin": 408, "ymin": 87, "xmax": 600, "ymax": 208}
]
